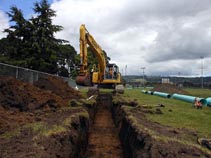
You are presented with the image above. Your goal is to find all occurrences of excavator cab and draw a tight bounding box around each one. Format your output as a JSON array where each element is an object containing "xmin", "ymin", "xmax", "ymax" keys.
[
  {"xmin": 76, "ymin": 64, "xmax": 121, "ymax": 88},
  {"xmin": 104, "ymin": 64, "xmax": 119, "ymax": 80},
  {"xmin": 91, "ymin": 63, "xmax": 121, "ymax": 88}
]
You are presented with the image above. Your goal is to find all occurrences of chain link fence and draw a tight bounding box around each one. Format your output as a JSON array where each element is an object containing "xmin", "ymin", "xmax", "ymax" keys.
[{"xmin": 0, "ymin": 62, "xmax": 77, "ymax": 88}]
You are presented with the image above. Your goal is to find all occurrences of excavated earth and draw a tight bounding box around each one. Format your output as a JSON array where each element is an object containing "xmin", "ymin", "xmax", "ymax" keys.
[
  {"xmin": 85, "ymin": 93, "xmax": 123, "ymax": 158},
  {"xmin": 112, "ymin": 95, "xmax": 211, "ymax": 158},
  {"xmin": 1, "ymin": 76, "xmax": 211, "ymax": 158},
  {"xmin": 0, "ymin": 76, "xmax": 90, "ymax": 158},
  {"xmin": 152, "ymin": 84, "xmax": 188, "ymax": 94}
]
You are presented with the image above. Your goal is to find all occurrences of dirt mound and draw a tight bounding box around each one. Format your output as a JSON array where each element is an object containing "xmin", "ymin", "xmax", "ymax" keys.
[
  {"xmin": 34, "ymin": 76, "xmax": 81, "ymax": 99},
  {"xmin": 0, "ymin": 76, "xmax": 68, "ymax": 111},
  {"xmin": 152, "ymin": 84, "xmax": 188, "ymax": 94},
  {"xmin": 0, "ymin": 76, "xmax": 90, "ymax": 158},
  {"xmin": 0, "ymin": 107, "xmax": 89, "ymax": 158}
]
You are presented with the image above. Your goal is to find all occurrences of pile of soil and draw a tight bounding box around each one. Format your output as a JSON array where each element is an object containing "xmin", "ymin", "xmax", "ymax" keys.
[
  {"xmin": 0, "ymin": 76, "xmax": 84, "ymax": 133},
  {"xmin": 152, "ymin": 84, "xmax": 188, "ymax": 94},
  {"xmin": 0, "ymin": 107, "xmax": 89, "ymax": 158},
  {"xmin": 34, "ymin": 76, "xmax": 81, "ymax": 100},
  {"xmin": 0, "ymin": 76, "xmax": 90, "ymax": 158},
  {"xmin": 0, "ymin": 106, "xmax": 34, "ymax": 135},
  {"xmin": 0, "ymin": 76, "xmax": 70, "ymax": 111}
]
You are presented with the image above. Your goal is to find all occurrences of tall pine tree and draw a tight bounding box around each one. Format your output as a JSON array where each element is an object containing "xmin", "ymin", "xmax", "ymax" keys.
[
  {"xmin": 29, "ymin": 0, "xmax": 63, "ymax": 73},
  {"xmin": 0, "ymin": 0, "xmax": 78, "ymax": 76},
  {"xmin": 3, "ymin": 6, "xmax": 29, "ymax": 66}
]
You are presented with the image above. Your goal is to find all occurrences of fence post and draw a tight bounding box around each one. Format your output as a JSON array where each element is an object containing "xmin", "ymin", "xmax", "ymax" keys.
[{"xmin": 16, "ymin": 68, "xmax": 19, "ymax": 79}]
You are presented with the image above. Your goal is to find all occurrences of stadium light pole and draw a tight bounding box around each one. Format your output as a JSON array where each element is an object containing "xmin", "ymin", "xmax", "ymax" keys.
[
  {"xmin": 141, "ymin": 67, "xmax": 145, "ymax": 87},
  {"xmin": 200, "ymin": 56, "xmax": 204, "ymax": 88}
]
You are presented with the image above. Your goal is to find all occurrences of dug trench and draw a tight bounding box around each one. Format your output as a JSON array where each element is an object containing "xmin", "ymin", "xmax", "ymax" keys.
[
  {"xmin": 85, "ymin": 93, "xmax": 123, "ymax": 158},
  {"xmin": 85, "ymin": 92, "xmax": 210, "ymax": 158},
  {"xmin": 111, "ymin": 97, "xmax": 211, "ymax": 158},
  {"xmin": 1, "ymin": 76, "xmax": 211, "ymax": 158}
]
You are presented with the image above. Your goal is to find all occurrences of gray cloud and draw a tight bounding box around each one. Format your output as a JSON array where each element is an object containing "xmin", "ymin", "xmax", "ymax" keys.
[
  {"xmin": 1, "ymin": 0, "xmax": 211, "ymax": 76},
  {"xmin": 51, "ymin": 0, "xmax": 211, "ymax": 76},
  {"xmin": 145, "ymin": 9, "xmax": 211, "ymax": 62},
  {"xmin": 0, "ymin": 11, "xmax": 9, "ymax": 39}
]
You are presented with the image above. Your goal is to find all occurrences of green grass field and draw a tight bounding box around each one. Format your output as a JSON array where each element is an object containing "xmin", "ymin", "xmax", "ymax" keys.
[
  {"xmin": 184, "ymin": 88, "xmax": 211, "ymax": 98},
  {"xmin": 79, "ymin": 87, "xmax": 211, "ymax": 137},
  {"xmin": 123, "ymin": 88, "xmax": 211, "ymax": 138}
]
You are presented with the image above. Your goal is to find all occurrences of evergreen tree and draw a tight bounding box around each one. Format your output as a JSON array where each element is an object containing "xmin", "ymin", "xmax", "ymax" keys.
[
  {"xmin": 29, "ymin": 0, "xmax": 64, "ymax": 73},
  {"xmin": 3, "ymin": 6, "xmax": 28, "ymax": 63},
  {"xmin": 0, "ymin": 0, "xmax": 78, "ymax": 76}
]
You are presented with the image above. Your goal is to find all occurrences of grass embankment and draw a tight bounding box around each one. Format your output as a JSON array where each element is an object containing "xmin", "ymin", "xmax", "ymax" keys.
[
  {"xmin": 78, "ymin": 87, "xmax": 89, "ymax": 98},
  {"xmin": 123, "ymin": 88, "xmax": 211, "ymax": 138}
]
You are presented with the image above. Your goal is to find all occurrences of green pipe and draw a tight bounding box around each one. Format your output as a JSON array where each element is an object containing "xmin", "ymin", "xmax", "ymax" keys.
[
  {"xmin": 153, "ymin": 91, "xmax": 171, "ymax": 98},
  {"xmin": 172, "ymin": 94, "xmax": 207, "ymax": 105},
  {"xmin": 141, "ymin": 90, "xmax": 146, "ymax": 93},
  {"xmin": 147, "ymin": 91, "xmax": 153, "ymax": 95},
  {"xmin": 206, "ymin": 97, "xmax": 211, "ymax": 107}
]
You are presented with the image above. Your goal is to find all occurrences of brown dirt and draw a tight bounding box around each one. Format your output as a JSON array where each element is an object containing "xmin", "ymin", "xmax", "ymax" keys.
[
  {"xmin": 0, "ymin": 76, "xmax": 88, "ymax": 158},
  {"xmin": 152, "ymin": 83, "xmax": 188, "ymax": 94},
  {"xmin": 0, "ymin": 76, "xmax": 69, "ymax": 111},
  {"xmin": 85, "ymin": 93, "xmax": 123, "ymax": 158},
  {"xmin": 0, "ymin": 107, "xmax": 89, "ymax": 158},
  {"xmin": 34, "ymin": 75, "xmax": 81, "ymax": 100},
  {"xmin": 3, "ymin": 75, "xmax": 207, "ymax": 157},
  {"xmin": 0, "ymin": 107, "xmax": 34, "ymax": 135},
  {"xmin": 0, "ymin": 76, "xmax": 82, "ymax": 134},
  {"xmin": 130, "ymin": 106, "xmax": 199, "ymax": 143},
  {"xmin": 112, "ymin": 101, "xmax": 211, "ymax": 158}
]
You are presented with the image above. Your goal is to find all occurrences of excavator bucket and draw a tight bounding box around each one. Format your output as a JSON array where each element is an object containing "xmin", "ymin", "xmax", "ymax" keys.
[{"xmin": 76, "ymin": 72, "xmax": 92, "ymax": 86}]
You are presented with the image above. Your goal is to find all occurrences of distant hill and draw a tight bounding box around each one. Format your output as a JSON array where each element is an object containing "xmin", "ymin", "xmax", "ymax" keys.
[{"xmin": 123, "ymin": 75, "xmax": 211, "ymax": 88}]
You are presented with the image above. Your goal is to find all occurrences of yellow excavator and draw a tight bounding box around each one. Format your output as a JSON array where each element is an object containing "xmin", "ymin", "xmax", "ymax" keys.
[{"xmin": 76, "ymin": 24, "xmax": 122, "ymax": 89}]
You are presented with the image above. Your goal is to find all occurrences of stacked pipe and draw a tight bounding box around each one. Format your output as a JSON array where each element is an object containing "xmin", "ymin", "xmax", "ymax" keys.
[
  {"xmin": 172, "ymin": 94, "xmax": 207, "ymax": 106},
  {"xmin": 147, "ymin": 91, "xmax": 153, "ymax": 95},
  {"xmin": 142, "ymin": 90, "xmax": 170, "ymax": 98},
  {"xmin": 153, "ymin": 91, "xmax": 171, "ymax": 98},
  {"xmin": 142, "ymin": 90, "xmax": 209, "ymax": 106}
]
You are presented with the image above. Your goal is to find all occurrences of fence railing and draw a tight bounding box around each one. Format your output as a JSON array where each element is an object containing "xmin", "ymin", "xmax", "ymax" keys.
[{"xmin": 0, "ymin": 62, "xmax": 77, "ymax": 88}]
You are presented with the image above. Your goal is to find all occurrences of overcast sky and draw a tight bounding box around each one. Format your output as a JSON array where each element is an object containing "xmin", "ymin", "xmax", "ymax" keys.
[{"xmin": 1, "ymin": 0, "xmax": 211, "ymax": 76}]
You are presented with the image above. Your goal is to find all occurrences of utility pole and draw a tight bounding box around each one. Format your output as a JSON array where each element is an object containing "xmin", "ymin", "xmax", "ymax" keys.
[
  {"xmin": 141, "ymin": 67, "xmax": 145, "ymax": 87},
  {"xmin": 201, "ymin": 56, "xmax": 204, "ymax": 88},
  {"xmin": 125, "ymin": 65, "xmax": 127, "ymax": 76}
]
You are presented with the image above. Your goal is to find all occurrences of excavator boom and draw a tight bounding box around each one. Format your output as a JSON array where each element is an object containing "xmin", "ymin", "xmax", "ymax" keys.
[{"xmin": 76, "ymin": 24, "xmax": 122, "ymax": 87}]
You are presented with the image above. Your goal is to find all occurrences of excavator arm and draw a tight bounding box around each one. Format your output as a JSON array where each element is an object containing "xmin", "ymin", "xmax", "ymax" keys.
[
  {"xmin": 76, "ymin": 24, "xmax": 122, "ymax": 88},
  {"xmin": 76, "ymin": 24, "xmax": 106, "ymax": 86}
]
